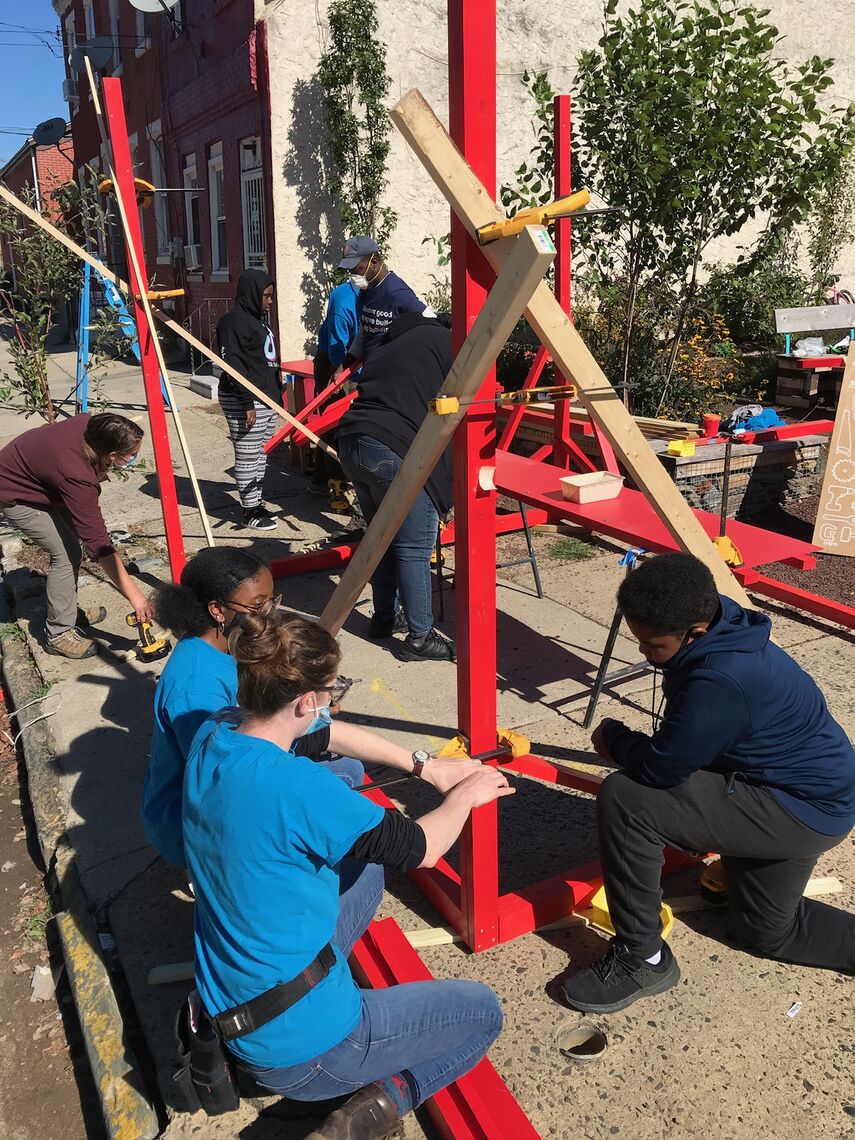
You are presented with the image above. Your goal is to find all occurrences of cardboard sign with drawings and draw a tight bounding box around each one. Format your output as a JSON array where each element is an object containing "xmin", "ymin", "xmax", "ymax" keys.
[{"xmin": 813, "ymin": 342, "xmax": 855, "ymax": 554}]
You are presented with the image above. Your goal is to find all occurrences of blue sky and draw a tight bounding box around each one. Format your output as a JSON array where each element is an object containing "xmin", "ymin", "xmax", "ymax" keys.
[{"xmin": 0, "ymin": 1, "xmax": 67, "ymax": 164}]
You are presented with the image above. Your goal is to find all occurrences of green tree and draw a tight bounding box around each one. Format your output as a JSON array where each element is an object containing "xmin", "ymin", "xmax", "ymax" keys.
[
  {"xmin": 574, "ymin": 0, "xmax": 855, "ymax": 412},
  {"xmin": 318, "ymin": 0, "xmax": 396, "ymax": 253},
  {"xmin": 0, "ymin": 188, "xmax": 80, "ymax": 421}
]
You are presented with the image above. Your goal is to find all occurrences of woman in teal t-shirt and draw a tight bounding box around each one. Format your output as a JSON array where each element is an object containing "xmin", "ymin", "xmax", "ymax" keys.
[
  {"xmin": 184, "ymin": 610, "xmax": 513, "ymax": 1140},
  {"xmin": 141, "ymin": 548, "xmax": 362, "ymax": 869}
]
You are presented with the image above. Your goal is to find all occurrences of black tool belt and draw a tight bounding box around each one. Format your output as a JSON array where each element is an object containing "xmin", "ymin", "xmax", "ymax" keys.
[{"xmin": 213, "ymin": 942, "xmax": 336, "ymax": 1041}]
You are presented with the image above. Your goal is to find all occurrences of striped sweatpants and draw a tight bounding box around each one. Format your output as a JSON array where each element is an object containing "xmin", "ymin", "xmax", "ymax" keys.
[{"xmin": 219, "ymin": 391, "xmax": 278, "ymax": 510}]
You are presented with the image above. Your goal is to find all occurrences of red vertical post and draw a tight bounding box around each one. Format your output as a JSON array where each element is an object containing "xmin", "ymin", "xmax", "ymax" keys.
[
  {"xmin": 552, "ymin": 94, "xmax": 572, "ymax": 470},
  {"xmin": 448, "ymin": 0, "xmax": 500, "ymax": 952},
  {"xmin": 101, "ymin": 77, "xmax": 186, "ymax": 580}
]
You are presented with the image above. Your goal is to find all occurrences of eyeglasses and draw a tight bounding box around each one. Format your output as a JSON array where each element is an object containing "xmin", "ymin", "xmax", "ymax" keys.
[
  {"xmin": 220, "ymin": 593, "xmax": 282, "ymax": 615},
  {"xmin": 316, "ymin": 675, "xmax": 358, "ymax": 705}
]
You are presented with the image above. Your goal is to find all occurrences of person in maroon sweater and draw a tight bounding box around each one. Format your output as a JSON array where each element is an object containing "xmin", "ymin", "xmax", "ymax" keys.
[{"xmin": 0, "ymin": 413, "xmax": 153, "ymax": 659}]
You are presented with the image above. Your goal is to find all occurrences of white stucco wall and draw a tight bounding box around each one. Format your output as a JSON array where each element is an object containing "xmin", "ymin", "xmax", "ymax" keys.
[{"xmin": 259, "ymin": 0, "xmax": 855, "ymax": 355}]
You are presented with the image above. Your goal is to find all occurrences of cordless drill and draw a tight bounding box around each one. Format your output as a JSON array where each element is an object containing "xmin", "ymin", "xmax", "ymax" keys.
[{"xmin": 126, "ymin": 613, "xmax": 172, "ymax": 663}]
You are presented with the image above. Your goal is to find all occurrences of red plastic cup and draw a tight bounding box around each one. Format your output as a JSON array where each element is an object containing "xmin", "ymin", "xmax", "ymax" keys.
[{"xmin": 702, "ymin": 413, "xmax": 721, "ymax": 438}]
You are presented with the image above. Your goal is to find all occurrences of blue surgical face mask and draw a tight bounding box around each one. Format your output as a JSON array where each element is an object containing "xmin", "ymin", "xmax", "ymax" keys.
[
  {"xmin": 118, "ymin": 452, "xmax": 139, "ymax": 469},
  {"xmin": 305, "ymin": 699, "xmax": 333, "ymax": 735}
]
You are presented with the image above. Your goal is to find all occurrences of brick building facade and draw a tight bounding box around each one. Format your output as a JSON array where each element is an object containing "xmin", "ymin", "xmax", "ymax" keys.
[
  {"xmin": 0, "ymin": 135, "xmax": 74, "ymax": 278},
  {"xmin": 52, "ymin": 0, "xmax": 273, "ymax": 356}
]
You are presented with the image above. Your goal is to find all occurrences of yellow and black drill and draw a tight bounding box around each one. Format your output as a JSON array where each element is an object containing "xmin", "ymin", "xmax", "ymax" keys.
[{"xmin": 126, "ymin": 613, "xmax": 172, "ymax": 663}]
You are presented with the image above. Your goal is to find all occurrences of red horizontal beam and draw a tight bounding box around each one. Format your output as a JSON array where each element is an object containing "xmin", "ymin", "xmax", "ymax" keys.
[
  {"xmin": 350, "ymin": 918, "xmax": 540, "ymax": 1140},
  {"xmin": 733, "ymin": 568, "xmax": 855, "ymax": 630},
  {"xmin": 269, "ymin": 542, "xmax": 357, "ymax": 579},
  {"xmin": 500, "ymin": 752, "xmax": 604, "ymax": 795}
]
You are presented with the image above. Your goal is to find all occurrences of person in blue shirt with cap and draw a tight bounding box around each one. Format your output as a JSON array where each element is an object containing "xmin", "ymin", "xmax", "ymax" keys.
[
  {"xmin": 334, "ymin": 236, "xmax": 434, "ymax": 370},
  {"xmin": 309, "ymin": 280, "xmax": 360, "ymax": 498},
  {"xmin": 183, "ymin": 607, "xmax": 512, "ymax": 1139}
]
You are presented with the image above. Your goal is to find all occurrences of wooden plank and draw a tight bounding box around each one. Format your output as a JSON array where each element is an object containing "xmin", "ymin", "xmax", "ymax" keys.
[
  {"xmin": 318, "ymin": 226, "xmax": 555, "ymax": 635},
  {"xmin": 812, "ymin": 341, "xmax": 855, "ymax": 555},
  {"xmin": 391, "ymin": 89, "xmax": 753, "ymax": 606},
  {"xmin": 775, "ymin": 305, "xmax": 855, "ymax": 334},
  {"xmin": 0, "ymin": 181, "xmax": 337, "ymax": 459}
]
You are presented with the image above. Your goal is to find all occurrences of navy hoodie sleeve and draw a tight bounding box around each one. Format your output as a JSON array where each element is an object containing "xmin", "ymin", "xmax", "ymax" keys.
[{"xmin": 602, "ymin": 670, "xmax": 752, "ymax": 787}]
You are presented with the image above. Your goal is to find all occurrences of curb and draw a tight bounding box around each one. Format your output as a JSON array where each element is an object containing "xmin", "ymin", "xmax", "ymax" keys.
[{"xmin": 0, "ymin": 539, "xmax": 161, "ymax": 1140}]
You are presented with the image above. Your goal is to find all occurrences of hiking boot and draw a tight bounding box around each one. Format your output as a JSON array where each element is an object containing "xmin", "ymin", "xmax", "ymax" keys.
[
  {"xmin": 561, "ymin": 940, "xmax": 680, "ymax": 1014},
  {"xmin": 76, "ymin": 604, "xmax": 107, "ymax": 628},
  {"xmin": 242, "ymin": 506, "xmax": 278, "ymax": 531},
  {"xmin": 45, "ymin": 627, "xmax": 98, "ymax": 660},
  {"xmin": 368, "ymin": 611, "xmax": 409, "ymax": 640},
  {"xmin": 306, "ymin": 1083, "xmax": 403, "ymax": 1140},
  {"xmin": 329, "ymin": 479, "xmax": 355, "ymax": 513},
  {"xmin": 399, "ymin": 628, "xmax": 456, "ymax": 662}
]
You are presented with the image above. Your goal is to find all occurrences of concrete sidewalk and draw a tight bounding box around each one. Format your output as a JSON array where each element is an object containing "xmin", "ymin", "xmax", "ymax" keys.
[{"xmin": 1, "ymin": 346, "xmax": 854, "ymax": 1139}]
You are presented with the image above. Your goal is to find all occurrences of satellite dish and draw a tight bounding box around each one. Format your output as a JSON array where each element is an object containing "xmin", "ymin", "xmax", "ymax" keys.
[
  {"xmin": 69, "ymin": 35, "xmax": 114, "ymax": 74},
  {"xmin": 127, "ymin": 0, "xmax": 180, "ymax": 12},
  {"xmin": 33, "ymin": 118, "xmax": 68, "ymax": 147}
]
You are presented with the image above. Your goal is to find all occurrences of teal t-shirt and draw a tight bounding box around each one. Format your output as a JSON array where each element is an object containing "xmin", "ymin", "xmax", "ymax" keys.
[
  {"xmin": 183, "ymin": 714, "xmax": 384, "ymax": 1068},
  {"xmin": 141, "ymin": 637, "xmax": 237, "ymax": 868}
]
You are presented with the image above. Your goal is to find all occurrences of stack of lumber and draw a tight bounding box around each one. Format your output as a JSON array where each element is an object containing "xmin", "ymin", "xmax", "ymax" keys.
[{"xmin": 571, "ymin": 408, "xmax": 701, "ymax": 441}]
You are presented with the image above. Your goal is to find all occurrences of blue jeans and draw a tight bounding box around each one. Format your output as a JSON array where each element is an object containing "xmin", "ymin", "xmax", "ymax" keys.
[
  {"xmin": 318, "ymin": 757, "xmax": 363, "ymax": 788},
  {"xmin": 338, "ymin": 434, "xmax": 439, "ymax": 639},
  {"xmin": 242, "ymin": 860, "xmax": 502, "ymax": 1115}
]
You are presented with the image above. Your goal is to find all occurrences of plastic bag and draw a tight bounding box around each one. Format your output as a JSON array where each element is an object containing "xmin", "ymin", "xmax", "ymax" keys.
[{"xmin": 793, "ymin": 337, "xmax": 825, "ymax": 357}]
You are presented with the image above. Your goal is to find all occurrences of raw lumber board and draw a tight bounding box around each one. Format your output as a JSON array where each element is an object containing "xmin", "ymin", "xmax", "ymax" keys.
[
  {"xmin": 318, "ymin": 225, "xmax": 556, "ymax": 635},
  {"xmin": 0, "ymin": 181, "xmax": 336, "ymax": 459},
  {"xmin": 812, "ymin": 341, "xmax": 855, "ymax": 554},
  {"xmin": 391, "ymin": 89, "xmax": 752, "ymax": 607},
  {"xmin": 774, "ymin": 304, "xmax": 855, "ymax": 333}
]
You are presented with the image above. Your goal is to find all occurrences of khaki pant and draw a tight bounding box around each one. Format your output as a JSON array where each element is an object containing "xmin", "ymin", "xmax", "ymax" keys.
[{"xmin": 1, "ymin": 502, "xmax": 82, "ymax": 638}]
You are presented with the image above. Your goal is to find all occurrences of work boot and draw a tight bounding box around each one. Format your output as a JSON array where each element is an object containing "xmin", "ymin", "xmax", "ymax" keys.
[
  {"xmin": 561, "ymin": 940, "xmax": 680, "ymax": 1014},
  {"xmin": 76, "ymin": 604, "xmax": 107, "ymax": 628},
  {"xmin": 399, "ymin": 627, "xmax": 456, "ymax": 662},
  {"xmin": 306, "ymin": 1083, "xmax": 403, "ymax": 1140},
  {"xmin": 329, "ymin": 479, "xmax": 354, "ymax": 513},
  {"xmin": 45, "ymin": 627, "xmax": 98, "ymax": 660},
  {"xmin": 368, "ymin": 611, "xmax": 409, "ymax": 640}
]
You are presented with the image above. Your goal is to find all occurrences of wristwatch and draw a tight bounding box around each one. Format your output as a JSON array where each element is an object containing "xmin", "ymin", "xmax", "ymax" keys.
[{"xmin": 411, "ymin": 750, "xmax": 430, "ymax": 779}]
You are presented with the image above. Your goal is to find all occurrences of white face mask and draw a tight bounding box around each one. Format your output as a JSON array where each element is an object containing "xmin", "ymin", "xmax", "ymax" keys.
[{"xmin": 350, "ymin": 273, "xmax": 370, "ymax": 291}]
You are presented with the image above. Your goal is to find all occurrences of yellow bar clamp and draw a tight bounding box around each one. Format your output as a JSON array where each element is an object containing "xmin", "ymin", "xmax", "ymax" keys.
[{"xmin": 477, "ymin": 189, "xmax": 591, "ymax": 245}]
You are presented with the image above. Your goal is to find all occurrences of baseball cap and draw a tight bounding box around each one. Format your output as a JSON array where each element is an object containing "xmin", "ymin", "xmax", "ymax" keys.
[{"xmin": 338, "ymin": 235, "xmax": 380, "ymax": 269}]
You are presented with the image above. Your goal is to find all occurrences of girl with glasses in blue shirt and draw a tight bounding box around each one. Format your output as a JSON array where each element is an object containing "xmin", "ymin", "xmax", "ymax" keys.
[{"xmin": 183, "ymin": 609, "xmax": 513, "ymax": 1140}]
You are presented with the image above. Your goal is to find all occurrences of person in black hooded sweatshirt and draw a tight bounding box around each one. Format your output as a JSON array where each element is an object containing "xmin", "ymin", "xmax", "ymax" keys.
[
  {"xmin": 338, "ymin": 311, "xmax": 456, "ymax": 662},
  {"xmin": 217, "ymin": 269, "xmax": 281, "ymax": 531}
]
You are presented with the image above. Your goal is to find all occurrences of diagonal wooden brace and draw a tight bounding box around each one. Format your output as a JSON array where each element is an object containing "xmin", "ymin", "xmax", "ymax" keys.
[
  {"xmin": 318, "ymin": 225, "xmax": 556, "ymax": 635},
  {"xmin": 390, "ymin": 89, "xmax": 752, "ymax": 606}
]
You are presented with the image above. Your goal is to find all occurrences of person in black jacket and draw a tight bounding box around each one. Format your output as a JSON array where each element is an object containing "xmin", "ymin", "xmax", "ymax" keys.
[
  {"xmin": 217, "ymin": 270, "xmax": 281, "ymax": 531},
  {"xmin": 338, "ymin": 313, "xmax": 455, "ymax": 662}
]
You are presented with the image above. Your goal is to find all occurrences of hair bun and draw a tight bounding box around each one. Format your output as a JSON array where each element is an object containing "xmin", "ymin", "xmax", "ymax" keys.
[{"xmin": 228, "ymin": 610, "xmax": 282, "ymax": 664}]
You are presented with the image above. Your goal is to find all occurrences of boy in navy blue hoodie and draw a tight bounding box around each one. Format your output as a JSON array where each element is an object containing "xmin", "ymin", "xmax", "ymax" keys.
[{"xmin": 563, "ymin": 552, "xmax": 855, "ymax": 1014}]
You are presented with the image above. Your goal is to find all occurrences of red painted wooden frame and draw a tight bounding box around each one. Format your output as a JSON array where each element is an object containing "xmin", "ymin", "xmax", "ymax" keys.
[
  {"xmin": 102, "ymin": 78, "xmax": 186, "ymax": 580},
  {"xmin": 351, "ymin": 918, "xmax": 540, "ymax": 1140}
]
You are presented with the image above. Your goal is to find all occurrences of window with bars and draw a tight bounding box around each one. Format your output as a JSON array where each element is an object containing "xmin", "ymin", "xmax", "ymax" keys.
[
  {"xmin": 240, "ymin": 137, "xmax": 266, "ymax": 270},
  {"xmin": 149, "ymin": 124, "xmax": 170, "ymax": 260},
  {"xmin": 208, "ymin": 142, "xmax": 228, "ymax": 275}
]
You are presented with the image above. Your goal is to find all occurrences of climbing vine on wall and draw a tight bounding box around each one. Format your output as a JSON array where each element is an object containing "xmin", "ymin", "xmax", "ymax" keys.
[{"xmin": 318, "ymin": 0, "xmax": 396, "ymax": 254}]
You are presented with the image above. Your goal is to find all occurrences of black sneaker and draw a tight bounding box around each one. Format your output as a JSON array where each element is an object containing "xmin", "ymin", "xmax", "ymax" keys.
[
  {"xmin": 399, "ymin": 627, "xmax": 456, "ymax": 662},
  {"xmin": 242, "ymin": 507, "xmax": 278, "ymax": 531},
  {"xmin": 561, "ymin": 940, "xmax": 680, "ymax": 1014},
  {"xmin": 368, "ymin": 611, "xmax": 409, "ymax": 640}
]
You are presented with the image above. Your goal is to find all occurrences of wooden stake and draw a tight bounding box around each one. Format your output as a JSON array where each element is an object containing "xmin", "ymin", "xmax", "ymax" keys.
[
  {"xmin": 318, "ymin": 226, "xmax": 555, "ymax": 635},
  {"xmin": 0, "ymin": 181, "xmax": 338, "ymax": 459},
  {"xmin": 390, "ymin": 89, "xmax": 753, "ymax": 607},
  {"xmin": 84, "ymin": 59, "xmax": 215, "ymax": 548}
]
